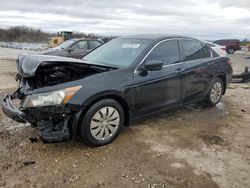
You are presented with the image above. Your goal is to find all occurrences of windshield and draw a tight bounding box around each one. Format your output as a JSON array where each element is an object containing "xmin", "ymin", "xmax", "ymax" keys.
[
  {"xmin": 54, "ymin": 40, "xmax": 76, "ymax": 49},
  {"xmin": 83, "ymin": 38, "xmax": 152, "ymax": 67}
]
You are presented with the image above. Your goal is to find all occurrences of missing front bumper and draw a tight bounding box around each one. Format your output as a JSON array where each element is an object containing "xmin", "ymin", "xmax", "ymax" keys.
[
  {"xmin": 1, "ymin": 93, "xmax": 80, "ymax": 142},
  {"xmin": 1, "ymin": 94, "xmax": 26, "ymax": 123}
]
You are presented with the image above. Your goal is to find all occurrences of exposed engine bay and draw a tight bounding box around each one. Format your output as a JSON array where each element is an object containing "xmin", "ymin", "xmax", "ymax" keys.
[
  {"xmin": 15, "ymin": 53, "xmax": 116, "ymax": 91},
  {"xmin": 34, "ymin": 62, "xmax": 111, "ymax": 88}
]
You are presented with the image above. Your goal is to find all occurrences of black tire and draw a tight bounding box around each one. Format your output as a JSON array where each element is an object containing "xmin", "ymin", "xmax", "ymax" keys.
[
  {"xmin": 227, "ymin": 48, "xmax": 235, "ymax": 54},
  {"xmin": 206, "ymin": 78, "xmax": 224, "ymax": 107},
  {"xmin": 79, "ymin": 99, "xmax": 124, "ymax": 146}
]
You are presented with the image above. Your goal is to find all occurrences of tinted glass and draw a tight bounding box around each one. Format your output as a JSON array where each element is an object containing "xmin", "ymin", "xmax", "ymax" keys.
[
  {"xmin": 182, "ymin": 40, "xmax": 204, "ymax": 61},
  {"xmin": 146, "ymin": 40, "xmax": 180, "ymax": 65},
  {"xmin": 214, "ymin": 40, "xmax": 226, "ymax": 45},
  {"xmin": 203, "ymin": 44, "xmax": 211, "ymax": 58},
  {"xmin": 54, "ymin": 40, "xmax": 76, "ymax": 49},
  {"xmin": 71, "ymin": 41, "xmax": 88, "ymax": 50},
  {"xmin": 230, "ymin": 40, "xmax": 240, "ymax": 44},
  {"xmin": 83, "ymin": 38, "xmax": 152, "ymax": 67},
  {"xmin": 89, "ymin": 40, "xmax": 102, "ymax": 49}
]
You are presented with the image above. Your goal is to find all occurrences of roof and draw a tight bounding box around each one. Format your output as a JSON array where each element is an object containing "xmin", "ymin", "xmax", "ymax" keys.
[
  {"xmin": 214, "ymin": 39, "xmax": 240, "ymax": 41},
  {"xmin": 120, "ymin": 34, "xmax": 190, "ymax": 40},
  {"xmin": 69, "ymin": 38, "xmax": 101, "ymax": 41}
]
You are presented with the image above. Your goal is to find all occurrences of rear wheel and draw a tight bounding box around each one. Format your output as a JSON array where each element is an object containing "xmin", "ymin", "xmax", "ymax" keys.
[
  {"xmin": 227, "ymin": 48, "xmax": 235, "ymax": 54},
  {"xmin": 206, "ymin": 78, "xmax": 224, "ymax": 107},
  {"xmin": 79, "ymin": 99, "xmax": 124, "ymax": 146}
]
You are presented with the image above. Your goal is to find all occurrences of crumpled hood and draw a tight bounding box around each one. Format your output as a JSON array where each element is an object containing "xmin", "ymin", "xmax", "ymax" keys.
[{"xmin": 17, "ymin": 53, "xmax": 111, "ymax": 78}]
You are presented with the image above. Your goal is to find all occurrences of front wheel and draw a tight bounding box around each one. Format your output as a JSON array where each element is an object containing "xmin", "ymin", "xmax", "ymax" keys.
[
  {"xmin": 79, "ymin": 99, "xmax": 124, "ymax": 146},
  {"xmin": 206, "ymin": 78, "xmax": 224, "ymax": 107}
]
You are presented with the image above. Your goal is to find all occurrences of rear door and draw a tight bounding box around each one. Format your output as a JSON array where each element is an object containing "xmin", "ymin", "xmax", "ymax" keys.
[
  {"xmin": 179, "ymin": 40, "xmax": 214, "ymax": 102},
  {"xmin": 133, "ymin": 39, "xmax": 184, "ymax": 117}
]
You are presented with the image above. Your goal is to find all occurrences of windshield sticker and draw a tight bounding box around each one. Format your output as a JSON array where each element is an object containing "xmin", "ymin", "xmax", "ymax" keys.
[{"xmin": 122, "ymin": 44, "xmax": 141, "ymax": 48}]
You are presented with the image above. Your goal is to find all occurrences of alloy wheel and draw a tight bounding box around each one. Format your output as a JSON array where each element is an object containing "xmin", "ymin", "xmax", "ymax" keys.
[
  {"xmin": 90, "ymin": 106, "xmax": 120, "ymax": 141},
  {"xmin": 210, "ymin": 82, "xmax": 222, "ymax": 104}
]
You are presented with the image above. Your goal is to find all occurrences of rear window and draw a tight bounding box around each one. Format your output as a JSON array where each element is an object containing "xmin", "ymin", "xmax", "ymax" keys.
[
  {"xmin": 214, "ymin": 40, "xmax": 226, "ymax": 46},
  {"xmin": 181, "ymin": 40, "xmax": 204, "ymax": 61}
]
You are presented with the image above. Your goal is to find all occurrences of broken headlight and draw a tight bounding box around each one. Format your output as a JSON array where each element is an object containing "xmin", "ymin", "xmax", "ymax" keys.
[{"xmin": 23, "ymin": 86, "xmax": 82, "ymax": 108}]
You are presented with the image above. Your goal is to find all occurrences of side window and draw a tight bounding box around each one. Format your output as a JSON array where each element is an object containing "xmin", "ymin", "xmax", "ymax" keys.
[
  {"xmin": 220, "ymin": 40, "xmax": 226, "ymax": 45},
  {"xmin": 220, "ymin": 40, "xmax": 227, "ymax": 45},
  {"xmin": 89, "ymin": 41, "xmax": 102, "ymax": 49},
  {"xmin": 214, "ymin": 40, "xmax": 226, "ymax": 46},
  {"xmin": 181, "ymin": 40, "xmax": 204, "ymax": 61},
  {"xmin": 146, "ymin": 40, "xmax": 180, "ymax": 65},
  {"xmin": 203, "ymin": 44, "xmax": 211, "ymax": 58},
  {"xmin": 71, "ymin": 41, "xmax": 88, "ymax": 50}
]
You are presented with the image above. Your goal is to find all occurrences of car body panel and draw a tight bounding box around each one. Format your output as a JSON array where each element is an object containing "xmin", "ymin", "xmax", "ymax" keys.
[
  {"xmin": 132, "ymin": 63, "xmax": 184, "ymax": 116},
  {"xmin": 181, "ymin": 58, "xmax": 212, "ymax": 100}
]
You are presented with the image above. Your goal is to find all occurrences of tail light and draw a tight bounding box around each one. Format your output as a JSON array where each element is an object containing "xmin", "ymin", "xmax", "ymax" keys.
[{"xmin": 221, "ymin": 47, "xmax": 226, "ymax": 51}]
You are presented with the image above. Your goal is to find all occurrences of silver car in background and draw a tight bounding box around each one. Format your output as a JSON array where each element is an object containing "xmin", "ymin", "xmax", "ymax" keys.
[{"xmin": 205, "ymin": 41, "xmax": 227, "ymax": 57}]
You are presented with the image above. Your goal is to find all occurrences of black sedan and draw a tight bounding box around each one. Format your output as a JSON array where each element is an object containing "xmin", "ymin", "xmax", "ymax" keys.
[
  {"xmin": 1, "ymin": 34, "xmax": 233, "ymax": 146},
  {"xmin": 42, "ymin": 38, "xmax": 103, "ymax": 59}
]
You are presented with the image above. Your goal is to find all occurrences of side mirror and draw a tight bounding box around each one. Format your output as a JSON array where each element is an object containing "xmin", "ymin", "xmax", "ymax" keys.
[{"xmin": 144, "ymin": 60, "xmax": 163, "ymax": 71}]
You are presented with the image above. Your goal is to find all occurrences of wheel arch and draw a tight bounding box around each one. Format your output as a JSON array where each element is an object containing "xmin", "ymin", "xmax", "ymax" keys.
[
  {"xmin": 71, "ymin": 92, "xmax": 132, "ymax": 138},
  {"xmin": 84, "ymin": 94, "xmax": 131, "ymax": 125}
]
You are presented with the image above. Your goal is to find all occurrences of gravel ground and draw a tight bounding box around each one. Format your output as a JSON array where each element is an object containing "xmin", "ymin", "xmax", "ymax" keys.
[{"xmin": 0, "ymin": 47, "xmax": 250, "ymax": 188}]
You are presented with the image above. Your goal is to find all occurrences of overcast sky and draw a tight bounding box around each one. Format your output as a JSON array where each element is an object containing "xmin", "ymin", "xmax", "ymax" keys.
[{"xmin": 0, "ymin": 0, "xmax": 250, "ymax": 40}]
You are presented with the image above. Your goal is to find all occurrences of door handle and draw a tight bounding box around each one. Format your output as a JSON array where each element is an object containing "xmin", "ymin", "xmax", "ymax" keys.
[{"xmin": 208, "ymin": 62, "xmax": 214, "ymax": 66}]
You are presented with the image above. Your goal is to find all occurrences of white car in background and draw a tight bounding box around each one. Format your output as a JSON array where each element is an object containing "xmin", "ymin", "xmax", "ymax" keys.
[{"xmin": 205, "ymin": 41, "xmax": 227, "ymax": 57}]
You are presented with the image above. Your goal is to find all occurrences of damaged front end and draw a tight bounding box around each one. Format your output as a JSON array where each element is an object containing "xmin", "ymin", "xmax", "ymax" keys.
[
  {"xmin": 2, "ymin": 90, "xmax": 81, "ymax": 142},
  {"xmin": 1, "ymin": 54, "xmax": 115, "ymax": 142}
]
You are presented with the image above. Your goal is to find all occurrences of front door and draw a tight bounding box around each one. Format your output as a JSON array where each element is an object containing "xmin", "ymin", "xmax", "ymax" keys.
[{"xmin": 133, "ymin": 40, "xmax": 184, "ymax": 117}]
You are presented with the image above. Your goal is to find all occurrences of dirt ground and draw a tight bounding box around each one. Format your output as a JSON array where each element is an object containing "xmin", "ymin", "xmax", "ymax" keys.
[{"xmin": 0, "ymin": 47, "xmax": 250, "ymax": 188}]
